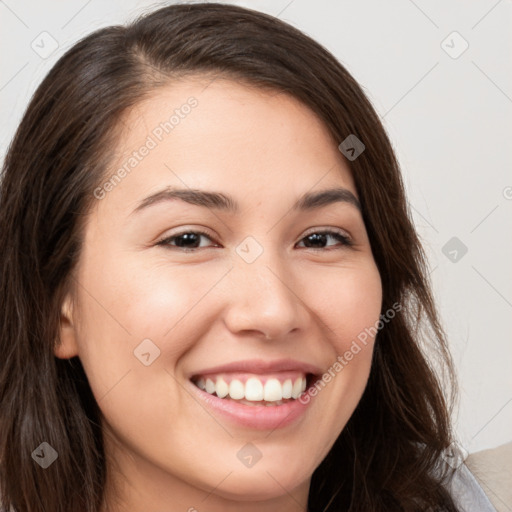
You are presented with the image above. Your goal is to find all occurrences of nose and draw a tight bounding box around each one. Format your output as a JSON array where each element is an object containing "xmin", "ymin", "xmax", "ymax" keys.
[{"xmin": 222, "ymin": 245, "xmax": 307, "ymax": 341}]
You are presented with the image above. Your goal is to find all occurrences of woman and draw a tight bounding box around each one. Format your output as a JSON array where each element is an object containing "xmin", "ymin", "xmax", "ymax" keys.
[{"xmin": 0, "ymin": 3, "xmax": 497, "ymax": 511}]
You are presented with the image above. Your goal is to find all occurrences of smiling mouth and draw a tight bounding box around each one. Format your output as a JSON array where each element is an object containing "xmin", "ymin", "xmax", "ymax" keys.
[{"xmin": 190, "ymin": 372, "xmax": 317, "ymax": 406}]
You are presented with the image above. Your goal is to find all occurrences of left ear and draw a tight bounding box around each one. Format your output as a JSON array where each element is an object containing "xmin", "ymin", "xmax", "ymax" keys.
[{"xmin": 54, "ymin": 293, "xmax": 80, "ymax": 359}]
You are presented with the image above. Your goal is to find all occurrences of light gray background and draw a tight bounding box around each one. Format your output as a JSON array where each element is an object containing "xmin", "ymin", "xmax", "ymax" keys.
[{"xmin": 1, "ymin": 0, "xmax": 511, "ymax": 455}]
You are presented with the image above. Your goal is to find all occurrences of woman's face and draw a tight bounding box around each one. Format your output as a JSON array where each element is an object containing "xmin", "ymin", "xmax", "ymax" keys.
[{"xmin": 57, "ymin": 77, "xmax": 382, "ymax": 511}]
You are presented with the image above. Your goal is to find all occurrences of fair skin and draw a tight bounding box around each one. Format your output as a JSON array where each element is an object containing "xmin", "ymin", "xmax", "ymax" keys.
[{"xmin": 56, "ymin": 77, "xmax": 382, "ymax": 512}]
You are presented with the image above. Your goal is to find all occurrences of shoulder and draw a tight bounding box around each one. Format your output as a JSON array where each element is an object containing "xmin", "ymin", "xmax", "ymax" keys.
[
  {"xmin": 463, "ymin": 441, "xmax": 512, "ymax": 512},
  {"xmin": 438, "ymin": 441, "xmax": 512, "ymax": 512}
]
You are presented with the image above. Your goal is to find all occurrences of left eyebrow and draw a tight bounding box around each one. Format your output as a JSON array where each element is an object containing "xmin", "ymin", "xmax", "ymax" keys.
[
  {"xmin": 292, "ymin": 187, "xmax": 361, "ymax": 213},
  {"xmin": 130, "ymin": 186, "xmax": 361, "ymax": 216}
]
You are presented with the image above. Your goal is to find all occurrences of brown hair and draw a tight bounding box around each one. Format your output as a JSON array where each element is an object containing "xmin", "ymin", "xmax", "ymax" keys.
[{"xmin": 0, "ymin": 3, "xmax": 460, "ymax": 511}]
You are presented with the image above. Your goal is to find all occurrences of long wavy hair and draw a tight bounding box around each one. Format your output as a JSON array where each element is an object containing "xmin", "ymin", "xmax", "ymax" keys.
[{"xmin": 0, "ymin": 3, "xmax": 460, "ymax": 511}]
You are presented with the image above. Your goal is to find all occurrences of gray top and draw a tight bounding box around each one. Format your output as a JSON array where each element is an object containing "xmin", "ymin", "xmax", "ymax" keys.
[{"xmin": 444, "ymin": 462, "xmax": 497, "ymax": 512}]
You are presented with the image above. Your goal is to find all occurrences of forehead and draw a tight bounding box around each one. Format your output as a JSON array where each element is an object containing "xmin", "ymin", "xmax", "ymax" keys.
[{"xmin": 96, "ymin": 77, "xmax": 357, "ymax": 216}]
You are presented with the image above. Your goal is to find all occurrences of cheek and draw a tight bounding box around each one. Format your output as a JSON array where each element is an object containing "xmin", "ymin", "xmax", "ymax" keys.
[
  {"xmin": 300, "ymin": 261, "xmax": 382, "ymax": 421},
  {"xmin": 306, "ymin": 261, "xmax": 383, "ymax": 352},
  {"xmin": 73, "ymin": 253, "xmax": 231, "ymax": 395},
  {"xmin": 77, "ymin": 251, "xmax": 222, "ymax": 342},
  {"xmin": 113, "ymin": 255, "xmax": 232, "ymax": 335},
  {"xmin": 72, "ymin": 256, "xmax": 206, "ymax": 452}
]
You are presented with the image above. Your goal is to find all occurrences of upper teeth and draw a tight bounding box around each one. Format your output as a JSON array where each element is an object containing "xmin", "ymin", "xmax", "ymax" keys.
[{"xmin": 195, "ymin": 375, "xmax": 307, "ymax": 401}]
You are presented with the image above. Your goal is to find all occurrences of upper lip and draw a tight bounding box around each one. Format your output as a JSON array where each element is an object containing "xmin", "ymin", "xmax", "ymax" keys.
[{"xmin": 189, "ymin": 358, "xmax": 324, "ymax": 378}]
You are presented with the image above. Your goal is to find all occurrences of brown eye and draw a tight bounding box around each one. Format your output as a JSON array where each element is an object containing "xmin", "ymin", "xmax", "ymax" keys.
[
  {"xmin": 156, "ymin": 230, "xmax": 218, "ymax": 251},
  {"xmin": 297, "ymin": 230, "xmax": 352, "ymax": 250}
]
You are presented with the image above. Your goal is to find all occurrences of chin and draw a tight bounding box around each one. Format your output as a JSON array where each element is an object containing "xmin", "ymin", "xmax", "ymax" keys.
[{"xmin": 209, "ymin": 463, "xmax": 311, "ymax": 501}]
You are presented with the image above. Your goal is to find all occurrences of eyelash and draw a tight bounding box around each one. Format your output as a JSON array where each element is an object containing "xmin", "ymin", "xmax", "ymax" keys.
[{"xmin": 155, "ymin": 228, "xmax": 353, "ymax": 251}]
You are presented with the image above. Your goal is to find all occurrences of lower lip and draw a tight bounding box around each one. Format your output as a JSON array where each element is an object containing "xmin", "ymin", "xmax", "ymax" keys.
[{"xmin": 188, "ymin": 380, "xmax": 315, "ymax": 430}]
